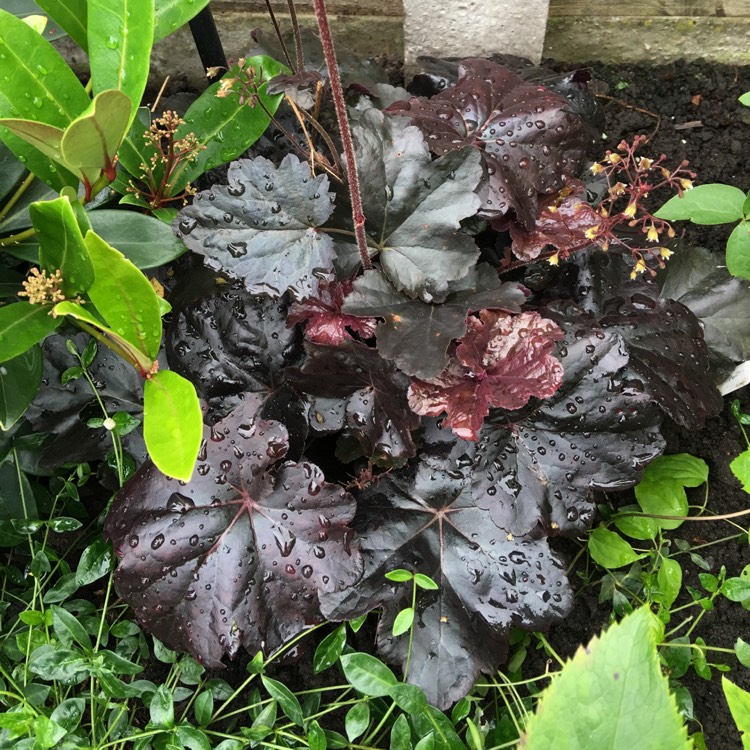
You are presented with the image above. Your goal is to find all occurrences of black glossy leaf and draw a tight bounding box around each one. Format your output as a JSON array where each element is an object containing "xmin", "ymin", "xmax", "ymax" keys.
[
  {"xmin": 388, "ymin": 59, "xmax": 590, "ymax": 229},
  {"xmin": 321, "ymin": 444, "xmax": 572, "ymax": 709},
  {"xmin": 25, "ymin": 333, "xmax": 146, "ymax": 468},
  {"xmin": 349, "ymin": 107, "xmax": 483, "ymax": 301},
  {"xmin": 174, "ymin": 155, "xmax": 336, "ymax": 300},
  {"xmin": 167, "ymin": 285, "xmax": 302, "ymax": 420},
  {"xmin": 471, "ymin": 304, "xmax": 666, "ymax": 535},
  {"xmin": 342, "ymin": 265, "xmax": 526, "ymax": 378},
  {"xmin": 286, "ymin": 341, "xmax": 420, "ymax": 466},
  {"xmin": 104, "ymin": 395, "xmax": 361, "ymax": 668},
  {"xmin": 575, "ymin": 250, "xmax": 722, "ymax": 430}
]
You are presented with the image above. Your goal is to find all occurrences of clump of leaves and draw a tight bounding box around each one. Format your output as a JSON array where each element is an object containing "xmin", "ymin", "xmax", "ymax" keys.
[{"xmin": 105, "ymin": 54, "xmax": 724, "ymax": 707}]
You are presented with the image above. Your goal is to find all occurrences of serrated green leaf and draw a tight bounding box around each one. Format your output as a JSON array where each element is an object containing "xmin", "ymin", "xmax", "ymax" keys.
[
  {"xmin": 313, "ymin": 625, "xmax": 346, "ymax": 673},
  {"xmin": 261, "ymin": 675, "xmax": 304, "ymax": 727},
  {"xmin": 0, "ymin": 302, "xmax": 59, "ymax": 363},
  {"xmin": 587, "ymin": 527, "xmax": 645, "ymax": 569},
  {"xmin": 521, "ymin": 608, "xmax": 690, "ymax": 750},
  {"xmin": 88, "ymin": 0, "xmax": 154, "ymax": 126},
  {"xmin": 655, "ymin": 184, "xmax": 747, "ymax": 225},
  {"xmin": 727, "ymin": 221, "xmax": 750, "ymax": 280},
  {"xmin": 85, "ymin": 229, "xmax": 162, "ymax": 360},
  {"xmin": 731, "ymin": 449, "xmax": 750, "ymax": 493},
  {"xmin": 345, "ymin": 702, "xmax": 370, "ymax": 742},
  {"xmin": 0, "ymin": 345, "xmax": 42, "ymax": 429},
  {"xmin": 154, "ymin": 0, "xmax": 210, "ymax": 41},
  {"xmin": 722, "ymin": 678, "xmax": 750, "ymax": 749},
  {"xmin": 341, "ymin": 652, "xmax": 398, "ymax": 697},
  {"xmin": 30, "ymin": 195, "xmax": 95, "ymax": 295},
  {"xmin": 61, "ymin": 89, "xmax": 132, "ymax": 183},
  {"xmin": 143, "ymin": 369, "xmax": 202, "ymax": 481}
]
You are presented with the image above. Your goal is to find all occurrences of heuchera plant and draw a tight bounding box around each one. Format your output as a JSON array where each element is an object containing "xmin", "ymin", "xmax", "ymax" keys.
[{"xmin": 104, "ymin": 45, "xmax": 723, "ymax": 708}]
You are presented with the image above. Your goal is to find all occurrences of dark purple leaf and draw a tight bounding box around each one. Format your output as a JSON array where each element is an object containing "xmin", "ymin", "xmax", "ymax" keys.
[
  {"xmin": 286, "ymin": 341, "xmax": 420, "ymax": 466},
  {"xmin": 26, "ymin": 332, "xmax": 146, "ymax": 468},
  {"xmin": 321, "ymin": 444, "xmax": 572, "ymax": 709},
  {"xmin": 104, "ymin": 395, "xmax": 361, "ymax": 667},
  {"xmin": 174, "ymin": 154, "xmax": 336, "ymax": 300},
  {"xmin": 167, "ymin": 286, "xmax": 302, "ymax": 419},
  {"xmin": 266, "ymin": 70, "xmax": 324, "ymax": 109},
  {"xmin": 342, "ymin": 265, "xmax": 527, "ymax": 378},
  {"xmin": 287, "ymin": 278, "xmax": 378, "ymax": 346},
  {"xmin": 347, "ymin": 107, "xmax": 483, "ymax": 301},
  {"xmin": 388, "ymin": 58, "xmax": 590, "ymax": 229},
  {"xmin": 471, "ymin": 304, "xmax": 666, "ymax": 534},
  {"xmin": 408, "ymin": 311, "xmax": 564, "ymax": 440}
]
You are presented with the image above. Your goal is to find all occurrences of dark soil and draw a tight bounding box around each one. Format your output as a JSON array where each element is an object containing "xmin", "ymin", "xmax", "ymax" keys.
[{"xmin": 528, "ymin": 60, "xmax": 750, "ymax": 750}]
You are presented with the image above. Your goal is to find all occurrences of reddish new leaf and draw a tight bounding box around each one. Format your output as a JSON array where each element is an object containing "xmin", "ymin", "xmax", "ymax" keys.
[
  {"xmin": 388, "ymin": 59, "xmax": 590, "ymax": 229},
  {"xmin": 408, "ymin": 311, "xmax": 564, "ymax": 440},
  {"xmin": 287, "ymin": 278, "xmax": 378, "ymax": 345},
  {"xmin": 104, "ymin": 395, "xmax": 361, "ymax": 667}
]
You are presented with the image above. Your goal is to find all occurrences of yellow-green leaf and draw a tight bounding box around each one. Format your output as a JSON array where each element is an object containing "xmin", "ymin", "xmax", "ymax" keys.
[{"xmin": 0, "ymin": 302, "xmax": 59, "ymax": 363}]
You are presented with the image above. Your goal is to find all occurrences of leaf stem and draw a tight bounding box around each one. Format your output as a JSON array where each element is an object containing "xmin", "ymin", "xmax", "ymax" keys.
[
  {"xmin": 262, "ymin": 0, "xmax": 295, "ymax": 71},
  {"xmin": 0, "ymin": 172, "xmax": 36, "ymax": 224},
  {"xmin": 0, "ymin": 227, "xmax": 36, "ymax": 247},
  {"xmin": 311, "ymin": 0, "xmax": 371, "ymax": 271},
  {"xmin": 286, "ymin": 0, "xmax": 304, "ymax": 72}
]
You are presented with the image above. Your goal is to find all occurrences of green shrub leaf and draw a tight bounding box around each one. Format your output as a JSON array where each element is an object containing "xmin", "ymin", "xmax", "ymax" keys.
[
  {"xmin": 587, "ymin": 527, "xmax": 644, "ymax": 569},
  {"xmin": 726, "ymin": 221, "xmax": 750, "ymax": 280},
  {"xmin": 0, "ymin": 302, "xmax": 59, "ymax": 363},
  {"xmin": 143, "ymin": 369, "xmax": 202, "ymax": 481},
  {"xmin": 313, "ymin": 625, "xmax": 346, "ymax": 673},
  {"xmin": 655, "ymin": 184, "xmax": 747, "ymax": 225},
  {"xmin": 340, "ymin": 652, "xmax": 399, "ymax": 697},
  {"xmin": 345, "ymin": 702, "xmax": 370, "ymax": 742},
  {"xmin": 154, "ymin": 0, "xmax": 211, "ymax": 41},
  {"xmin": 0, "ymin": 345, "xmax": 42, "ymax": 430},
  {"xmin": 520, "ymin": 608, "xmax": 690, "ymax": 750},
  {"xmin": 261, "ymin": 676, "xmax": 304, "ymax": 727}
]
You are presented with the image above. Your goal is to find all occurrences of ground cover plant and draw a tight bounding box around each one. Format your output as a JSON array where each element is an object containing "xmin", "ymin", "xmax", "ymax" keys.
[{"xmin": 1, "ymin": 1, "xmax": 750, "ymax": 747}]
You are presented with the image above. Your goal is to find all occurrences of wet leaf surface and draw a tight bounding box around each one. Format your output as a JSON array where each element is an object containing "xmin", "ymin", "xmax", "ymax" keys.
[
  {"xmin": 322, "ymin": 442, "xmax": 572, "ymax": 709},
  {"xmin": 174, "ymin": 154, "xmax": 336, "ymax": 300},
  {"xmin": 104, "ymin": 394, "xmax": 361, "ymax": 667}
]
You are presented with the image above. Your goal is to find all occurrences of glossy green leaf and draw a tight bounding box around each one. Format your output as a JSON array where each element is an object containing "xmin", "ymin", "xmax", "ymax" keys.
[
  {"xmin": 307, "ymin": 720, "xmax": 327, "ymax": 750},
  {"xmin": 75, "ymin": 537, "xmax": 114, "ymax": 586},
  {"xmin": 392, "ymin": 607, "xmax": 414, "ymax": 636},
  {"xmin": 722, "ymin": 678, "xmax": 750, "ymax": 749},
  {"xmin": 414, "ymin": 573, "xmax": 439, "ymax": 590},
  {"xmin": 30, "ymin": 195, "xmax": 94, "ymax": 295},
  {"xmin": 0, "ymin": 302, "xmax": 59, "ymax": 362},
  {"xmin": 731, "ymin": 449, "xmax": 750, "ymax": 493},
  {"xmin": 194, "ymin": 690, "xmax": 214, "ymax": 726},
  {"xmin": 143, "ymin": 369, "xmax": 202, "ymax": 481},
  {"xmin": 736, "ymin": 638, "xmax": 750, "ymax": 669},
  {"xmin": 33, "ymin": 716, "xmax": 66, "ymax": 748},
  {"xmin": 89, "ymin": 209, "xmax": 187, "ymax": 268},
  {"xmin": 85, "ymin": 230, "xmax": 162, "ymax": 360},
  {"xmin": 389, "ymin": 683, "xmax": 428, "ymax": 714},
  {"xmin": 385, "ymin": 569, "xmax": 413, "ymax": 582},
  {"xmin": 0, "ymin": 119, "xmax": 65, "ymax": 167},
  {"xmin": 61, "ymin": 89, "xmax": 132, "ymax": 182},
  {"xmin": 741, "ymin": 92, "xmax": 750, "ymax": 107},
  {"xmin": 612, "ymin": 504, "xmax": 660, "ymax": 541},
  {"xmin": 340, "ymin": 652, "xmax": 399, "ymax": 697},
  {"xmin": 727, "ymin": 221, "xmax": 750, "ymax": 280},
  {"xmin": 345, "ymin": 702, "xmax": 370, "ymax": 742},
  {"xmin": 587, "ymin": 527, "xmax": 645, "ymax": 569},
  {"xmin": 0, "ymin": 8, "xmax": 88, "ymax": 189},
  {"xmin": 51, "ymin": 605, "xmax": 94, "ymax": 652},
  {"xmin": 87, "ymin": 0, "xmax": 154, "ymax": 125},
  {"xmin": 261, "ymin": 676, "xmax": 304, "ymax": 727},
  {"xmin": 154, "ymin": 0, "xmax": 210, "ymax": 41},
  {"xmin": 34, "ymin": 0, "xmax": 88, "ymax": 50},
  {"xmin": 0, "ymin": 345, "xmax": 42, "ymax": 429},
  {"xmin": 149, "ymin": 684, "xmax": 175, "ymax": 729},
  {"xmin": 313, "ymin": 625, "xmax": 347, "ymax": 673},
  {"xmin": 521, "ymin": 608, "xmax": 690, "ymax": 750},
  {"xmin": 49, "ymin": 698, "xmax": 85, "ymax": 733},
  {"xmin": 655, "ymin": 184, "xmax": 747, "ymax": 225},
  {"xmin": 639, "ymin": 454, "xmax": 708, "ymax": 487},
  {"xmin": 655, "ymin": 557, "xmax": 682, "ymax": 609},
  {"xmin": 390, "ymin": 714, "xmax": 412, "ymax": 750},
  {"xmin": 171, "ymin": 55, "xmax": 287, "ymax": 191}
]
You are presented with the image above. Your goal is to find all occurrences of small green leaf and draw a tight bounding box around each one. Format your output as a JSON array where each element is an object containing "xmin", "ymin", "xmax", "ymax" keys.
[
  {"xmin": 390, "ymin": 714, "xmax": 412, "ymax": 750},
  {"xmin": 61, "ymin": 90, "xmax": 132, "ymax": 183},
  {"xmin": 723, "ymin": 577, "xmax": 750, "ymax": 605},
  {"xmin": 175, "ymin": 725, "xmax": 211, "ymax": 750},
  {"xmin": 33, "ymin": 715, "xmax": 67, "ymax": 749},
  {"xmin": 345, "ymin": 702, "xmax": 370, "ymax": 742},
  {"xmin": 655, "ymin": 184, "xmax": 748, "ymax": 224},
  {"xmin": 261, "ymin": 676, "xmax": 304, "ymax": 727},
  {"xmin": 0, "ymin": 345, "xmax": 42, "ymax": 430},
  {"xmin": 640, "ymin": 454, "xmax": 708, "ymax": 487},
  {"xmin": 392, "ymin": 607, "xmax": 414, "ymax": 637},
  {"xmin": 656, "ymin": 557, "xmax": 682, "ymax": 609},
  {"xmin": 348, "ymin": 614, "xmax": 367, "ymax": 632},
  {"xmin": 736, "ymin": 638, "xmax": 750, "ymax": 668},
  {"xmin": 28, "ymin": 644, "xmax": 89, "ymax": 682},
  {"xmin": 522, "ymin": 608, "xmax": 690, "ymax": 750},
  {"xmin": 722, "ymin": 677, "xmax": 750, "ymax": 749},
  {"xmin": 385, "ymin": 568, "xmax": 414, "ymax": 582},
  {"xmin": 51, "ymin": 605, "xmax": 93, "ymax": 652},
  {"xmin": 413, "ymin": 573, "xmax": 439, "ymax": 590},
  {"xmin": 149, "ymin": 684, "xmax": 175, "ymax": 728},
  {"xmin": 193, "ymin": 689, "xmax": 214, "ymax": 726},
  {"xmin": 588, "ymin": 527, "xmax": 645, "ymax": 569},
  {"xmin": 613, "ymin": 505, "xmax": 660, "ymax": 541},
  {"xmin": 340, "ymin": 652, "xmax": 398, "ymax": 697},
  {"xmin": 313, "ymin": 625, "xmax": 346, "ymax": 673},
  {"xmin": 389, "ymin": 682, "xmax": 428, "ymax": 714},
  {"xmin": 89, "ymin": 209, "xmax": 187, "ymax": 268},
  {"xmin": 30, "ymin": 194, "xmax": 95, "ymax": 295},
  {"xmin": 727, "ymin": 221, "xmax": 750, "ymax": 280},
  {"xmin": 143, "ymin": 370, "xmax": 202, "ymax": 481},
  {"xmin": 0, "ymin": 302, "xmax": 59, "ymax": 363},
  {"xmin": 154, "ymin": 0, "xmax": 211, "ymax": 41},
  {"xmin": 741, "ymin": 92, "xmax": 750, "ymax": 107},
  {"xmin": 75, "ymin": 538, "xmax": 114, "ymax": 586},
  {"xmin": 307, "ymin": 719, "xmax": 328, "ymax": 750},
  {"xmin": 88, "ymin": 0, "xmax": 154, "ymax": 126},
  {"xmin": 85, "ymin": 229, "xmax": 162, "ymax": 360},
  {"xmin": 50, "ymin": 697, "xmax": 85, "ymax": 733},
  {"xmin": 731, "ymin": 449, "xmax": 750, "ymax": 493}
]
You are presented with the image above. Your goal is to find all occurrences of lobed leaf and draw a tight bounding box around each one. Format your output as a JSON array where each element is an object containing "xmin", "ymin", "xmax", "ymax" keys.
[
  {"xmin": 175, "ymin": 155, "xmax": 336, "ymax": 300},
  {"xmin": 104, "ymin": 395, "xmax": 362, "ymax": 667}
]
